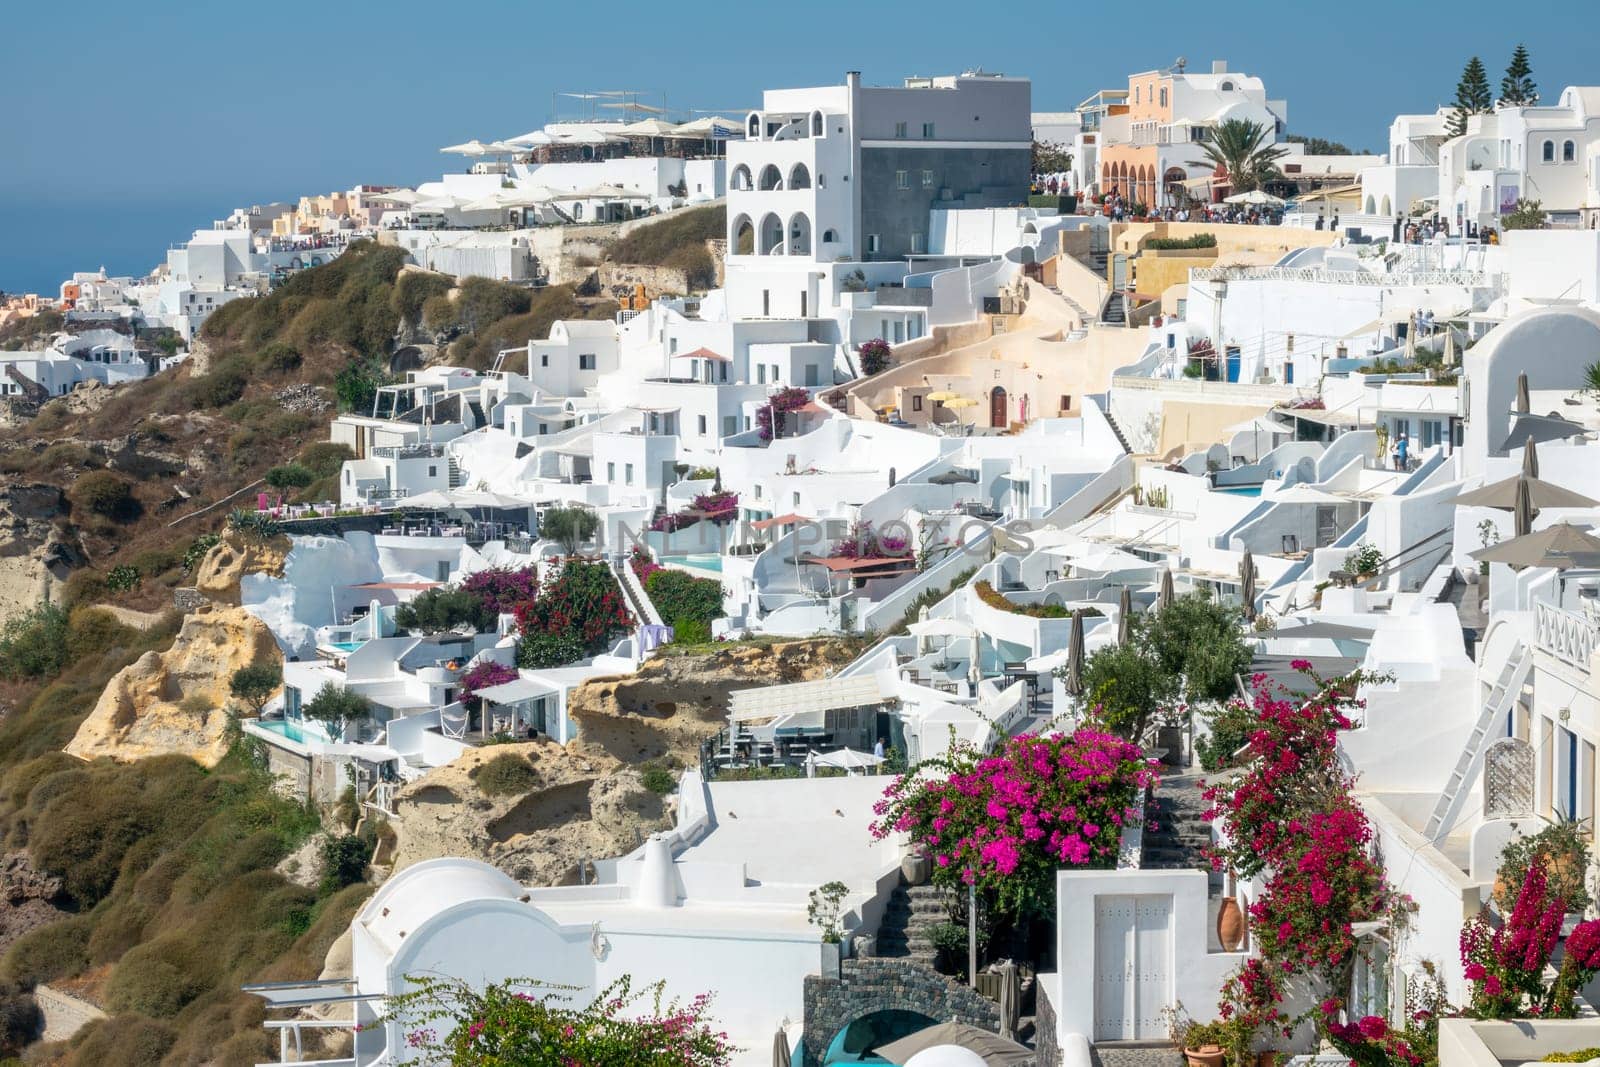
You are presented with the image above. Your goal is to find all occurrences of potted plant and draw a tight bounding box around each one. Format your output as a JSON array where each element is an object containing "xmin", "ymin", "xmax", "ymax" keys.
[
  {"xmin": 808, "ymin": 880, "xmax": 849, "ymax": 978},
  {"xmin": 1164, "ymin": 1009, "xmax": 1227, "ymax": 1067}
]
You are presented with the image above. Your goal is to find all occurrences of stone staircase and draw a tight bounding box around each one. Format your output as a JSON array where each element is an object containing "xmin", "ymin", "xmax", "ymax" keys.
[
  {"xmin": 1100, "ymin": 291, "xmax": 1128, "ymax": 326},
  {"xmin": 873, "ymin": 881, "xmax": 953, "ymax": 965},
  {"xmin": 1141, "ymin": 772, "xmax": 1213, "ymax": 870},
  {"xmin": 1101, "ymin": 408, "xmax": 1134, "ymax": 455},
  {"xmin": 1092, "ymin": 1041, "xmax": 1183, "ymax": 1067}
]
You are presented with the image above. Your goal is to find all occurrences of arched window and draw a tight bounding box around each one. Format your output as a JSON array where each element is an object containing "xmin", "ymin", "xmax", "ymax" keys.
[
  {"xmin": 1365, "ymin": 196, "xmax": 1376, "ymax": 215},
  {"xmin": 811, "ymin": 111, "xmax": 824, "ymax": 137},
  {"xmin": 730, "ymin": 214, "xmax": 754, "ymax": 254},
  {"xmin": 758, "ymin": 213, "xmax": 784, "ymax": 255},
  {"xmin": 817, "ymin": 173, "xmax": 826, "ymax": 188},
  {"xmin": 821, "ymin": 228, "xmax": 839, "ymax": 243},
  {"xmin": 788, "ymin": 163, "xmax": 811, "ymax": 189},
  {"xmin": 1220, "ymin": 80, "xmax": 1235, "ymax": 91},
  {"xmin": 1564, "ymin": 140, "xmax": 1577, "ymax": 163},
  {"xmin": 1543, "ymin": 140, "xmax": 1555, "ymax": 162},
  {"xmin": 758, "ymin": 164, "xmax": 783, "ymax": 191},
  {"xmin": 731, "ymin": 165, "xmax": 753, "ymax": 191},
  {"xmin": 787, "ymin": 212, "xmax": 812, "ymax": 256},
  {"xmin": 1380, "ymin": 195, "xmax": 1391, "ymax": 216},
  {"xmin": 573, "ymin": 203, "xmax": 584, "ymax": 220},
  {"xmin": 747, "ymin": 112, "xmax": 761, "ymax": 138}
]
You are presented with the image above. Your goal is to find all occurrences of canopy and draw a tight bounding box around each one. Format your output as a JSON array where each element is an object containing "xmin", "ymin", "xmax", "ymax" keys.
[
  {"xmin": 929, "ymin": 468, "xmax": 980, "ymax": 485},
  {"xmin": 552, "ymin": 184, "xmax": 651, "ymax": 200},
  {"xmin": 812, "ymin": 747, "xmax": 884, "ymax": 770},
  {"xmin": 1452, "ymin": 475, "xmax": 1598, "ymax": 511},
  {"xmin": 554, "ymin": 128, "xmax": 623, "ymax": 145},
  {"xmin": 1471, "ymin": 523, "xmax": 1600, "ymax": 570},
  {"xmin": 1224, "ymin": 189, "xmax": 1284, "ymax": 206},
  {"xmin": 621, "ymin": 117, "xmax": 681, "ymax": 136},
  {"xmin": 943, "ymin": 397, "xmax": 980, "ymax": 410},
  {"xmin": 728, "ymin": 674, "xmax": 889, "ymax": 723},
  {"xmin": 506, "ymin": 129, "xmax": 554, "ymax": 146},
  {"xmin": 750, "ymin": 512, "xmax": 810, "ymax": 531},
  {"xmin": 909, "ymin": 618, "xmax": 978, "ymax": 638},
  {"xmin": 1267, "ymin": 484, "xmax": 1347, "ymax": 504},
  {"xmin": 675, "ymin": 346, "xmax": 729, "ymax": 361},
  {"xmin": 474, "ymin": 677, "xmax": 555, "ymax": 704},
  {"xmin": 440, "ymin": 140, "xmax": 492, "ymax": 156},
  {"xmin": 368, "ymin": 188, "xmax": 420, "ymax": 204},
  {"xmin": 404, "ymin": 489, "xmax": 528, "ymax": 510},
  {"xmin": 926, "ymin": 390, "xmax": 962, "ymax": 403},
  {"xmin": 668, "ymin": 115, "xmax": 743, "ymax": 137},
  {"xmin": 876, "ymin": 1022, "xmax": 1033, "ymax": 1066}
]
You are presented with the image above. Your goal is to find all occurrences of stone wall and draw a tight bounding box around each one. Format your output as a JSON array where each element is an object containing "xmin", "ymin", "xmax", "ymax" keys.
[
  {"xmin": 33, "ymin": 983, "xmax": 106, "ymax": 1042},
  {"xmin": 1035, "ymin": 978, "xmax": 1061, "ymax": 1067},
  {"xmin": 598, "ymin": 262, "xmax": 693, "ymax": 301},
  {"xmin": 802, "ymin": 958, "xmax": 1001, "ymax": 1067}
]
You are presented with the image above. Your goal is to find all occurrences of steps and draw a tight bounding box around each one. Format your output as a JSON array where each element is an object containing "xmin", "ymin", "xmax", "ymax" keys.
[
  {"xmin": 1141, "ymin": 773, "xmax": 1212, "ymax": 870},
  {"xmin": 1423, "ymin": 642, "xmax": 1532, "ymax": 842},
  {"xmin": 1100, "ymin": 291, "xmax": 1127, "ymax": 326},
  {"xmin": 447, "ymin": 456, "xmax": 464, "ymax": 488},
  {"xmin": 1101, "ymin": 409, "xmax": 1134, "ymax": 456},
  {"xmin": 1093, "ymin": 1042, "xmax": 1183, "ymax": 1067},
  {"xmin": 873, "ymin": 881, "xmax": 953, "ymax": 965}
]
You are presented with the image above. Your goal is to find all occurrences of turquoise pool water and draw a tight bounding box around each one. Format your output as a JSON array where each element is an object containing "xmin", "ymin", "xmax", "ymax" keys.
[
  {"xmin": 255, "ymin": 719, "xmax": 309, "ymax": 744},
  {"xmin": 329, "ymin": 640, "xmax": 366, "ymax": 653},
  {"xmin": 1217, "ymin": 486, "xmax": 1262, "ymax": 497},
  {"xmin": 662, "ymin": 553, "xmax": 724, "ymax": 574}
]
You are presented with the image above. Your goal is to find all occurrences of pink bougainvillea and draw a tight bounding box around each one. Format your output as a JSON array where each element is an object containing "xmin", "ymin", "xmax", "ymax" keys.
[
  {"xmin": 459, "ymin": 660, "xmax": 519, "ymax": 699},
  {"xmin": 1460, "ymin": 861, "xmax": 1600, "ymax": 1019},
  {"xmin": 756, "ymin": 386, "xmax": 811, "ymax": 442},
  {"xmin": 870, "ymin": 729, "xmax": 1155, "ymax": 918}
]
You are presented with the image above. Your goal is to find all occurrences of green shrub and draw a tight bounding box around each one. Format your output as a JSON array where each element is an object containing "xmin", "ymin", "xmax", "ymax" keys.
[
  {"xmin": 1543, "ymin": 1049, "xmax": 1600, "ymax": 1063},
  {"xmin": 104, "ymin": 936, "xmax": 212, "ymax": 1017},
  {"xmin": 297, "ymin": 441, "xmax": 355, "ymax": 479},
  {"xmin": 1344, "ymin": 540, "xmax": 1384, "ymax": 577},
  {"xmin": 36, "ymin": 441, "xmax": 94, "ymax": 470},
  {"xmin": 68, "ymin": 1014, "xmax": 179, "ymax": 1067},
  {"xmin": 228, "ymin": 509, "xmax": 282, "ymax": 543},
  {"xmin": 302, "ymin": 684, "xmax": 372, "ymax": 738},
  {"xmin": 475, "ymin": 753, "xmax": 537, "ymax": 797},
  {"xmin": 0, "ymin": 988, "xmax": 39, "ymax": 1058},
  {"xmin": 607, "ymin": 205, "xmax": 726, "ymax": 266},
  {"xmin": 69, "ymin": 470, "xmax": 141, "ymax": 522},
  {"xmin": 639, "ymin": 767, "xmax": 676, "ymax": 794},
  {"xmin": 183, "ymin": 532, "xmax": 222, "ymax": 573},
  {"xmin": 1145, "ymin": 233, "xmax": 1217, "ymax": 250},
  {"xmin": 185, "ymin": 357, "xmax": 250, "ymax": 408},
  {"xmin": 229, "ymin": 663, "xmax": 282, "ymax": 715},
  {"xmin": 516, "ymin": 630, "xmax": 587, "ymax": 669},
  {"xmin": 318, "ymin": 834, "xmax": 372, "ymax": 895},
  {"xmin": 0, "ymin": 603, "xmax": 70, "ymax": 680},
  {"xmin": 394, "ymin": 586, "xmax": 495, "ymax": 634},
  {"xmin": 264, "ymin": 463, "xmax": 314, "ymax": 490},
  {"xmin": 393, "ymin": 270, "xmax": 455, "ymax": 321},
  {"xmin": 65, "ymin": 608, "xmax": 138, "ymax": 663},
  {"xmin": 256, "ymin": 341, "xmax": 302, "ymax": 373},
  {"xmin": 334, "ymin": 359, "xmax": 388, "ymax": 413},
  {"xmin": 106, "ymin": 565, "xmax": 141, "ymax": 592},
  {"xmin": 670, "ymin": 618, "xmax": 712, "ymax": 645},
  {"xmin": 1197, "ymin": 701, "xmax": 1257, "ymax": 771},
  {"xmin": 645, "ymin": 569, "xmax": 724, "ymax": 629},
  {"xmin": 0, "ymin": 916, "xmax": 92, "ymax": 985}
]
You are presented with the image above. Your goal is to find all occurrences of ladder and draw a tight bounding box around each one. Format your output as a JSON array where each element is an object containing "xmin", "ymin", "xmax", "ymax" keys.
[{"xmin": 1423, "ymin": 642, "xmax": 1532, "ymax": 842}]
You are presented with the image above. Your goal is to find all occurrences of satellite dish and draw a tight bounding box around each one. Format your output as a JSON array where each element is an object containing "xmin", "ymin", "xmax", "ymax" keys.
[{"xmin": 1175, "ymin": 56, "xmax": 1187, "ymax": 72}]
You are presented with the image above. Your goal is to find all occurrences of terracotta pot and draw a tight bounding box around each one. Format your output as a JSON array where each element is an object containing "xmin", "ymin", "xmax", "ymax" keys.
[
  {"xmin": 1258, "ymin": 1051, "xmax": 1279, "ymax": 1067},
  {"xmin": 1217, "ymin": 895, "xmax": 1245, "ymax": 952},
  {"xmin": 1185, "ymin": 1045, "xmax": 1226, "ymax": 1067}
]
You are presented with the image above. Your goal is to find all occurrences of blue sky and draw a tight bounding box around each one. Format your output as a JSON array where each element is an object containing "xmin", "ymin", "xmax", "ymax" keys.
[{"xmin": 2, "ymin": 0, "xmax": 1595, "ymax": 291}]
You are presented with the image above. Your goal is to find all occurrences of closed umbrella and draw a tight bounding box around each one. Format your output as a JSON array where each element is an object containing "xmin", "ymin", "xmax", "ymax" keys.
[
  {"xmin": 1239, "ymin": 550, "xmax": 1257, "ymax": 621},
  {"xmin": 1117, "ymin": 586, "xmax": 1133, "ymax": 644},
  {"xmin": 1443, "ymin": 326, "xmax": 1458, "ymax": 366},
  {"xmin": 1514, "ymin": 475, "xmax": 1538, "ymax": 538},
  {"xmin": 772, "ymin": 1026, "xmax": 792, "ymax": 1067},
  {"xmin": 998, "ymin": 960, "xmax": 1021, "ymax": 1041},
  {"xmin": 1158, "ymin": 567, "xmax": 1175, "ymax": 611},
  {"xmin": 1516, "ymin": 372, "xmax": 1531, "ymax": 415},
  {"xmin": 1523, "ymin": 437, "xmax": 1539, "ymax": 480},
  {"xmin": 1062, "ymin": 611, "xmax": 1085, "ymax": 697}
]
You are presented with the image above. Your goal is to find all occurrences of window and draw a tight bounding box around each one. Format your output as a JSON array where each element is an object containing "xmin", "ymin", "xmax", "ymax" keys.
[
  {"xmin": 1543, "ymin": 140, "xmax": 1556, "ymax": 162},
  {"xmin": 812, "ymin": 112, "xmax": 823, "ymax": 137},
  {"xmin": 1565, "ymin": 140, "xmax": 1577, "ymax": 162},
  {"xmin": 723, "ymin": 415, "xmax": 737, "ymax": 436},
  {"xmin": 607, "ymin": 462, "xmax": 616, "ymax": 482},
  {"xmin": 912, "ymin": 395, "xmax": 923, "ymax": 412},
  {"xmin": 922, "ymin": 122, "xmax": 935, "ymax": 138},
  {"xmin": 757, "ymin": 364, "xmax": 767, "ymax": 384},
  {"xmin": 921, "ymin": 169, "xmax": 935, "ymax": 187},
  {"xmin": 866, "ymin": 234, "xmax": 880, "ymax": 253},
  {"xmin": 804, "ymin": 364, "xmax": 819, "ymax": 386},
  {"xmin": 624, "ymin": 463, "xmax": 634, "ymax": 486},
  {"xmin": 894, "ymin": 121, "xmax": 907, "ymax": 138},
  {"xmin": 896, "ymin": 170, "xmax": 909, "ymax": 189},
  {"xmin": 1286, "ymin": 334, "xmax": 1295, "ymax": 353},
  {"xmin": 910, "ymin": 233, "xmax": 925, "ymax": 254},
  {"xmin": 818, "ymin": 173, "xmax": 826, "ymax": 188},
  {"xmin": 428, "ymin": 465, "xmax": 437, "ymax": 478},
  {"xmin": 1134, "ymin": 86, "xmax": 1140, "ymax": 104},
  {"xmin": 822, "ymin": 228, "xmax": 838, "ymax": 243},
  {"xmin": 762, "ymin": 290, "xmax": 770, "ymax": 316},
  {"xmin": 578, "ymin": 353, "xmax": 596, "ymax": 370},
  {"xmin": 698, "ymin": 414, "xmax": 707, "ymax": 435},
  {"xmin": 1059, "ymin": 394, "xmax": 1072, "ymax": 411},
  {"xmin": 540, "ymin": 353, "xmax": 549, "ymax": 367},
  {"xmin": 669, "ymin": 337, "xmax": 678, "ymax": 353},
  {"xmin": 1159, "ymin": 87, "xmax": 1168, "ymax": 107}
]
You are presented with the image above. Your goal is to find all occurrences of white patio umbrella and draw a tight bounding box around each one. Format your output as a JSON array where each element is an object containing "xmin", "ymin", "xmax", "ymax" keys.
[
  {"xmin": 440, "ymin": 139, "xmax": 492, "ymax": 156},
  {"xmin": 1224, "ymin": 189, "xmax": 1284, "ymax": 207},
  {"xmin": 621, "ymin": 117, "xmax": 682, "ymax": 137},
  {"xmin": 668, "ymin": 116, "xmax": 743, "ymax": 138},
  {"xmin": 813, "ymin": 748, "xmax": 884, "ymax": 771},
  {"xmin": 506, "ymin": 129, "xmax": 554, "ymax": 146}
]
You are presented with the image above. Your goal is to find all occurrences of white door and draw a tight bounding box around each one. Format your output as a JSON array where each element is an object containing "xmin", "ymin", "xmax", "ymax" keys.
[{"xmin": 1094, "ymin": 894, "xmax": 1172, "ymax": 1041}]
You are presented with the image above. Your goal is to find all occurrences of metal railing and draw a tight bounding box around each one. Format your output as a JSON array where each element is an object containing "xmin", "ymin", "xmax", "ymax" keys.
[
  {"xmin": 1535, "ymin": 601, "xmax": 1599, "ymax": 674},
  {"xmin": 370, "ymin": 444, "xmax": 445, "ymax": 459},
  {"xmin": 1191, "ymin": 265, "xmax": 1490, "ymax": 287}
]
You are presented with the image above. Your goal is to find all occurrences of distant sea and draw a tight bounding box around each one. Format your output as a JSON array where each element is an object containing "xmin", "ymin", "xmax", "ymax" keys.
[{"xmin": 0, "ymin": 196, "xmax": 251, "ymax": 297}]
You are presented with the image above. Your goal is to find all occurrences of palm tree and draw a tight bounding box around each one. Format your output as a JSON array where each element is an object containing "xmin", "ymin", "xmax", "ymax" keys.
[{"xmin": 1192, "ymin": 119, "xmax": 1288, "ymax": 194}]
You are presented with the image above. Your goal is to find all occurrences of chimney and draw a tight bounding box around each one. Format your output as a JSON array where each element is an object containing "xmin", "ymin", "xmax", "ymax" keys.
[
  {"xmin": 1212, "ymin": 60, "xmax": 1227, "ymax": 74},
  {"xmin": 845, "ymin": 71, "xmax": 861, "ymax": 89}
]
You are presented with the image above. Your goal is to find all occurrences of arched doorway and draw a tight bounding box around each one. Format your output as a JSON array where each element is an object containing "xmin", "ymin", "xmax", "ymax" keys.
[
  {"xmin": 990, "ymin": 386, "xmax": 1008, "ymax": 428},
  {"xmin": 730, "ymin": 214, "xmax": 754, "ymax": 254},
  {"xmin": 758, "ymin": 213, "xmax": 784, "ymax": 255}
]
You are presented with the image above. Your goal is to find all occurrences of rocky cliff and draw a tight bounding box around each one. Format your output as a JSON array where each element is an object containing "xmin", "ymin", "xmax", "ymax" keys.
[
  {"xmin": 64, "ymin": 604, "xmax": 280, "ymax": 766},
  {"xmin": 193, "ymin": 529, "xmax": 290, "ymax": 603}
]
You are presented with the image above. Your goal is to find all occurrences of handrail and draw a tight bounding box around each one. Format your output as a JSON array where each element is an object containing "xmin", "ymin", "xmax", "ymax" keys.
[
  {"xmin": 1192, "ymin": 265, "xmax": 1490, "ymax": 287},
  {"xmin": 1534, "ymin": 601, "xmax": 1599, "ymax": 674}
]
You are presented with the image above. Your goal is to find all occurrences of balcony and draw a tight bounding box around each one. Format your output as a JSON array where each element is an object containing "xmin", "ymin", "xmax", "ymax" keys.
[
  {"xmin": 1534, "ymin": 602, "xmax": 1599, "ymax": 674},
  {"xmin": 370, "ymin": 443, "xmax": 446, "ymax": 459}
]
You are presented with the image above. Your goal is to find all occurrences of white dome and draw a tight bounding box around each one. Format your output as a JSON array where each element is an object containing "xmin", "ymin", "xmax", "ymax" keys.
[{"xmin": 905, "ymin": 1047, "xmax": 989, "ymax": 1067}]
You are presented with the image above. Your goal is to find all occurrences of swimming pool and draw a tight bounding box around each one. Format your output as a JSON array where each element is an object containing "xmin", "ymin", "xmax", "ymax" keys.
[
  {"xmin": 661, "ymin": 553, "xmax": 724, "ymax": 575},
  {"xmin": 1217, "ymin": 486, "xmax": 1262, "ymax": 497},
  {"xmin": 254, "ymin": 719, "xmax": 310, "ymax": 744},
  {"xmin": 328, "ymin": 640, "xmax": 366, "ymax": 653}
]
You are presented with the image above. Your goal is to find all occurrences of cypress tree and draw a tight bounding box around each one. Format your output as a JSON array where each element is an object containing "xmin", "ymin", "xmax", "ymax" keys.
[
  {"xmin": 1447, "ymin": 57, "xmax": 1493, "ymax": 136},
  {"xmin": 1501, "ymin": 44, "xmax": 1537, "ymax": 106}
]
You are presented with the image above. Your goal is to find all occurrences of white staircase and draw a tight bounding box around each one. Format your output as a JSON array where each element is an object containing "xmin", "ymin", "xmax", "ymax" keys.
[
  {"xmin": 447, "ymin": 456, "xmax": 464, "ymax": 488},
  {"xmin": 1423, "ymin": 642, "xmax": 1533, "ymax": 843}
]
